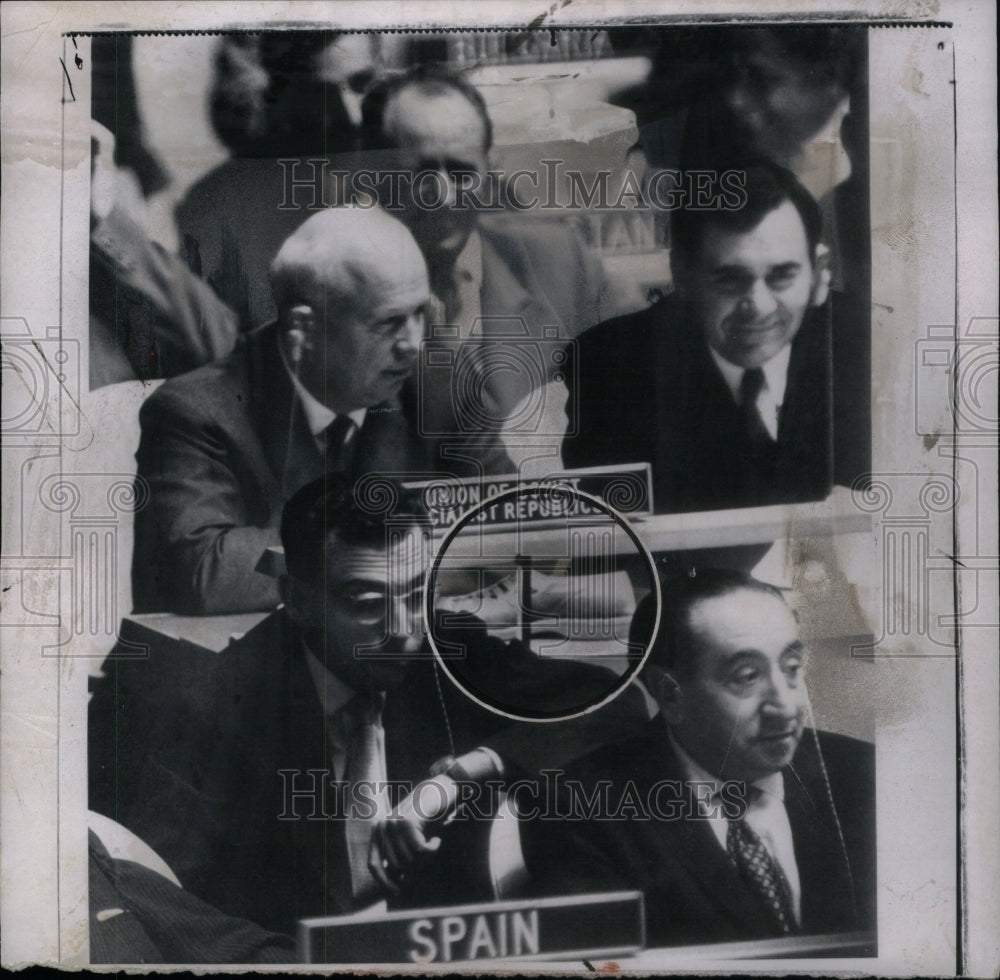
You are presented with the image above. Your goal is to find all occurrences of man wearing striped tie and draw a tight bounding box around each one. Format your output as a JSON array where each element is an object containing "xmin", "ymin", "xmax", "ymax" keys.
[{"xmin": 522, "ymin": 569, "xmax": 876, "ymax": 948}]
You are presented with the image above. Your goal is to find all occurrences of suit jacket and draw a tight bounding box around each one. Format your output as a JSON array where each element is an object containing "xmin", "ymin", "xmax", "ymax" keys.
[
  {"xmin": 89, "ymin": 611, "xmax": 653, "ymax": 938},
  {"xmin": 90, "ymin": 612, "xmax": 506, "ymax": 935},
  {"xmin": 131, "ymin": 321, "xmax": 438, "ymax": 615},
  {"xmin": 89, "ymin": 831, "xmax": 294, "ymax": 964},
  {"xmin": 90, "ymin": 206, "xmax": 238, "ymax": 389},
  {"xmin": 522, "ymin": 716, "xmax": 876, "ymax": 947},
  {"xmin": 474, "ymin": 217, "xmax": 604, "ymax": 421},
  {"xmin": 562, "ymin": 293, "xmax": 842, "ymax": 513}
]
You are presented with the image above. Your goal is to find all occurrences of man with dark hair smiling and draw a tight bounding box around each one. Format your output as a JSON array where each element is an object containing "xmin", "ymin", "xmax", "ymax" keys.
[
  {"xmin": 522, "ymin": 569, "xmax": 875, "ymax": 948},
  {"xmin": 562, "ymin": 161, "xmax": 851, "ymax": 513}
]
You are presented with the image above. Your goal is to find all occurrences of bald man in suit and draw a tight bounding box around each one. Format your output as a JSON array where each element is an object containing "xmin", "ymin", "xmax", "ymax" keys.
[{"xmin": 131, "ymin": 206, "xmax": 501, "ymax": 615}]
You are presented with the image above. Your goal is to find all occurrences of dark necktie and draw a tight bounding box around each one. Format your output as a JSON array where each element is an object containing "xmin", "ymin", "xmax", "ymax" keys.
[
  {"xmin": 424, "ymin": 287, "xmax": 465, "ymax": 438},
  {"xmin": 325, "ymin": 414, "xmax": 358, "ymax": 474},
  {"xmin": 739, "ymin": 367, "xmax": 774, "ymax": 448},
  {"xmin": 727, "ymin": 815, "xmax": 798, "ymax": 935}
]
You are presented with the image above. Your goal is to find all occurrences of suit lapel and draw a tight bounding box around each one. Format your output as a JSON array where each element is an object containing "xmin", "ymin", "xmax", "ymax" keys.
[
  {"xmin": 653, "ymin": 302, "xmax": 832, "ymax": 509},
  {"xmin": 246, "ymin": 323, "xmax": 325, "ymax": 507},
  {"xmin": 354, "ymin": 387, "xmax": 429, "ymax": 478},
  {"xmin": 278, "ymin": 626, "xmax": 358, "ymax": 919},
  {"xmin": 784, "ymin": 731, "xmax": 858, "ymax": 933},
  {"xmin": 644, "ymin": 727, "xmax": 780, "ymax": 934},
  {"xmin": 653, "ymin": 308, "xmax": 747, "ymax": 502},
  {"xmin": 658, "ymin": 728, "xmax": 859, "ymax": 936},
  {"xmin": 479, "ymin": 227, "xmax": 559, "ymax": 335},
  {"xmin": 776, "ymin": 307, "xmax": 833, "ymax": 492}
]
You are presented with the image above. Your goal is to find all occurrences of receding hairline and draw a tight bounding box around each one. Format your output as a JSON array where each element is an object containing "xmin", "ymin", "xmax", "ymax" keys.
[
  {"xmin": 699, "ymin": 198, "xmax": 814, "ymax": 262},
  {"xmin": 318, "ymin": 519, "xmax": 428, "ymax": 586},
  {"xmin": 382, "ymin": 80, "xmax": 490, "ymax": 147},
  {"xmin": 673, "ymin": 582, "xmax": 791, "ymax": 677},
  {"xmin": 269, "ymin": 208, "xmax": 425, "ymax": 310}
]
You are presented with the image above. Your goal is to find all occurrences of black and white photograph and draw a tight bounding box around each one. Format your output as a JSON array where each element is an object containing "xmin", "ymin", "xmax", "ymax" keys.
[{"xmin": 1, "ymin": 2, "xmax": 996, "ymax": 975}]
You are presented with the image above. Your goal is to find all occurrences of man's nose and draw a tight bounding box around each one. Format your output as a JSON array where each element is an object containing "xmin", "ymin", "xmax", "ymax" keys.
[
  {"xmin": 834, "ymin": 141, "xmax": 853, "ymax": 188},
  {"xmin": 390, "ymin": 595, "xmax": 425, "ymax": 652},
  {"xmin": 339, "ymin": 85, "xmax": 364, "ymax": 129},
  {"xmin": 437, "ymin": 167, "xmax": 459, "ymax": 209},
  {"xmin": 392, "ymin": 312, "xmax": 424, "ymax": 358},
  {"xmin": 761, "ymin": 670, "xmax": 802, "ymax": 717},
  {"xmin": 742, "ymin": 280, "xmax": 779, "ymax": 321}
]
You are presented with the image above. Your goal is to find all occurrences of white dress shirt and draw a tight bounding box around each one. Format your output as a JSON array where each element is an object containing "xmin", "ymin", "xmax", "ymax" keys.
[
  {"xmin": 303, "ymin": 646, "xmax": 391, "ymax": 912},
  {"xmin": 431, "ymin": 232, "xmax": 483, "ymax": 340},
  {"xmin": 279, "ymin": 338, "xmax": 367, "ymax": 455},
  {"xmin": 672, "ymin": 736, "xmax": 802, "ymax": 924},
  {"xmin": 303, "ymin": 645, "xmax": 387, "ymax": 787},
  {"xmin": 709, "ymin": 343, "xmax": 793, "ymax": 441}
]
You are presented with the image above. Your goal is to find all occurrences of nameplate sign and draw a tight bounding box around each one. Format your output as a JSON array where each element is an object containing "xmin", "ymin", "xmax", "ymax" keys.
[
  {"xmin": 403, "ymin": 464, "xmax": 653, "ymax": 532},
  {"xmin": 298, "ymin": 891, "xmax": 645, "ymax": 964}
]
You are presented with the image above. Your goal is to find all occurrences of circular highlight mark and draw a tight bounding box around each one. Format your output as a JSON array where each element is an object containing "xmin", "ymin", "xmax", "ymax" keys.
[{"xmin": 425, "ymin": 483, "xmax": 661, "ymax": 723}]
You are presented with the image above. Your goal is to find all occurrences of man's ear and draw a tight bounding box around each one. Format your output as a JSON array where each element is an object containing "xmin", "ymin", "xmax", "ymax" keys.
[
  {"xmin": 649, "ymin": 666, "xmax": 685, "ymax": 724},
  {"xmin": 280, "ymin": 574, "xmax": 310, "ymax": 627},
  {"xmin": 670, "ymin": 254, "xmax": 691, "ymax": 301},
  {"xmin": 810, "ymin": 243, "xmax": 832, "ymax": 307},
  {"xmin": 285, "ymin": 305, "xmax": 316, "ymax": 363}
]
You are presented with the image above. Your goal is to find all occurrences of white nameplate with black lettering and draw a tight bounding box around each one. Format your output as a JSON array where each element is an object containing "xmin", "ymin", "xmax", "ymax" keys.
[
  {"xmin": 403, "ymin": 463, "xmax": 653, "ymax": 531},
  {"xmin": 298, "ymin": 891, "xmax": 644, "ymax": 964}
]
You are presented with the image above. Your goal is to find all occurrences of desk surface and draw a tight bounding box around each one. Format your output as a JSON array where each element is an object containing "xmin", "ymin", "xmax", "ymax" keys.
[
  {"xmin": 119, "ymin": 489, "xmax": 870, "ymax": 653},
  {"xmin": 517, "ymin": 931, "xmax": 876, "ymax": 970},
  {"xmin": 119, "ymin": 609, "xmax": 273, "ymax": 655},
  {"xmin": 440, "ymin": 486, "xmax": 870, "ymax": 559}
]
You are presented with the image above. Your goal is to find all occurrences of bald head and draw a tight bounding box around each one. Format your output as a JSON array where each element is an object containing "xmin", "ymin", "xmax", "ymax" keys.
[
  {"xmin": 270, "ymin": 207, "xmax": 430, "ymax": 413},
  {"xmin": 270, "ymin": 206, "xmax": 426, "ymax": 315}
]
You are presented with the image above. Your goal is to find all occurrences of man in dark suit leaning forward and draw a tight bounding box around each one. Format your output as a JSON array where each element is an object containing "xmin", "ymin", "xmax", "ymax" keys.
[
  {"xmin": 94, "ymin": 473, "xmax": 653, "ymax": 940},
  {"xmin": 563, "ymin": 161, "xmax": 841, "ymax": 513},
  {"xmin": 522, "ymin": 569, "xmax": 875, "ymax": 948},
  {"xmin": 132, "ymin": 205, "xmax": 509, "ymax": 615}
]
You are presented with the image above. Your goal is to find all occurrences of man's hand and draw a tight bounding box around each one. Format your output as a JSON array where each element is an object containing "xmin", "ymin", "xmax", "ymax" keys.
[
  {"xmin": 91, "ymin": 120, "xmax": 146, "ymax": 229},
  {"xmin": 368, "ymin": 775, "xmax": 458, "ymax": 894}
]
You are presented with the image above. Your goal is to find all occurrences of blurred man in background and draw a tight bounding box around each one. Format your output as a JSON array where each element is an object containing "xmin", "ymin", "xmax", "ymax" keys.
[
  {"xmin": 175, "ymin": 32, "xmax": 380, "ymax": 329},
  {"xmin": 361, "ymin": 66, "xmax": 606, "ymax": 435}
]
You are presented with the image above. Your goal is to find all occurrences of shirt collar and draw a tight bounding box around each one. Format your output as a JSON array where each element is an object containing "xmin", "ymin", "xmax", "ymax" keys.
[
  {"xmin": 670, "ymin": 732, "xmax": 785, "ymax": 803},
  {"xmin": 454, "ymin": 230, "xmax": 483, "ymax": 292},
  {"xmin": 709, "ymin": 342, "xmax": 793, "ymax": 409},
  {"xmin": 278, "ymin": 334, "xmax": 367, "ymax": 438},
  {"xmin": 302, "ymin": 642, "xmax": 360, "ymax": 720}
]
